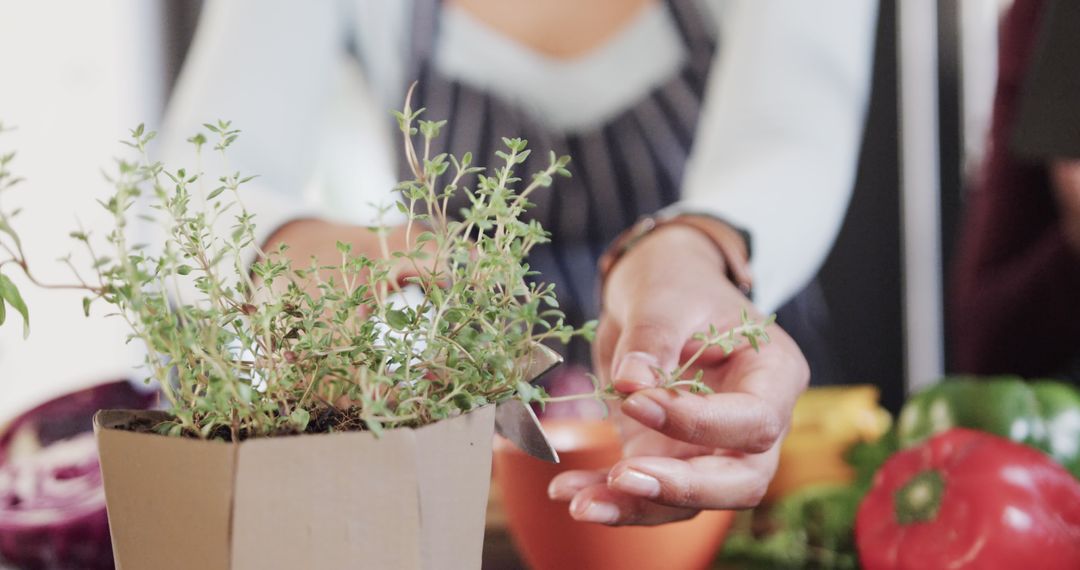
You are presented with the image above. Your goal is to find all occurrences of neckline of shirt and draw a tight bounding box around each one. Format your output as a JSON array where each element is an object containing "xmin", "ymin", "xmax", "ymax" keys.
[{"xmin": 432, "ymin": 2, "xmax": 688, "ymax": 132}]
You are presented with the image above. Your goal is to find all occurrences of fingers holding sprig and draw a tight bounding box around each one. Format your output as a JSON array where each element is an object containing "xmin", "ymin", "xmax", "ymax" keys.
[
  {"xmin": 554, "ymin": 321, "xmax": 807, "ymax": 525},
  {"xmin": 549, "ymin": 449, "xmax": 780, "ymax": 525},
  {"xmin": 575, "ymin": 220, "xmax": 809, "ymax": 523},
  {"xmin": 602, "ymin": 287, "xmax": 715, "ymax": 394},
  {"xmin": 548, "ymin": 468, "xmax": 698, "ymax": 525},
  {"xmin": 549, "ymin": 341, "xmax": 806, "ymax": 526},
  {"xmin": 597, "ymin": 224, "xmax": 727, "ymax": 394},
  {"xmin": 568, "ymin": 482, "xmax": 700, "ymax": 526},
  {"xmin": 606, "ymin": 452, "xmax": 780, "ymax": 512},
  {"xmin": 621, "ymin": 390, "xmax": 784, "ymax": 453},
  {"xmin": 609, "ymin": 320, "xmax": 693, "ymax": 394},
  {"xmin": 601, "ymin": 275, "xmax": 778, "ymax": 400},
  {"xmin": 620, "ymin": 327, "xmax": 808, "ymax": 454},
  {"xmin": 592, "ymin": 286, "xmax": 696, "ymax": 394}
]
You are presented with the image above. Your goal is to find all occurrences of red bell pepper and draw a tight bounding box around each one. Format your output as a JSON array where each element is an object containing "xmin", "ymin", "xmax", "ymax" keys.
[{"xmin": 855, "ymin": 428, "xmax": 1080, "ymax": 570}]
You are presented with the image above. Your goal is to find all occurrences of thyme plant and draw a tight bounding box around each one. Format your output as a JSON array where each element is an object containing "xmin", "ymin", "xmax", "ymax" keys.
[{"xmin": 0, "ymin": 97, "xmax": 773, "ymax": 441}]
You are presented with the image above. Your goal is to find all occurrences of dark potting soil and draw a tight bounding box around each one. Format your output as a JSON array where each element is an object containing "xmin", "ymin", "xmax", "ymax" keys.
[{"xmin": 112, "ymin": 406, "xmax": 391, "ymax": 442}]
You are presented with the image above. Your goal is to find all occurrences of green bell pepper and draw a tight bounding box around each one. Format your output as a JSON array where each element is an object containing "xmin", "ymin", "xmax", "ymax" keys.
[{"xmin": 896, "ymin": 376, "xmax": 1080, "ymax": 478}]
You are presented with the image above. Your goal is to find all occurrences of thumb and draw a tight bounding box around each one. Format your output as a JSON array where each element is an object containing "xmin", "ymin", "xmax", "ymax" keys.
[{"xmin": 610, "ymin": 313, "xmax": 695, "ymax": 394}]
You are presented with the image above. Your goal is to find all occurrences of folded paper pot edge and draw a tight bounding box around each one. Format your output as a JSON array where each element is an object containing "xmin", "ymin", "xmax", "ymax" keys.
[{"xmin": 94, "ymin": 405, "xmax": 496, "ymax": 570}]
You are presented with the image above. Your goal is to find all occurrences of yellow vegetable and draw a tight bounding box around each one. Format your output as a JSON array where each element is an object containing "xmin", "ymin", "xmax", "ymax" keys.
[{"xmin": 764, "ymin": 385, "xmax": 891, "ymax": 502}]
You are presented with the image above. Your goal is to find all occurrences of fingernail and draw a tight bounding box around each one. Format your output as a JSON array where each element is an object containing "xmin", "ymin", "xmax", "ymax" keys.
[
  {"xmin": 614, "ymin": 352, "xmax": 660, "ymax": 388},
  {"xmin": 547, "ymin": 480, "xmax": 567, "ymax": 500},
  {"xmin": 622, "ymin": 393, "xmax": 666, "ymax": 429},
  {"xmin": 570, "ymin": 497, "xmax": 620, "ymax": 524},
  {"xmin": 610, "ymin": 469, "xmax": 661, "ymax": 498}
]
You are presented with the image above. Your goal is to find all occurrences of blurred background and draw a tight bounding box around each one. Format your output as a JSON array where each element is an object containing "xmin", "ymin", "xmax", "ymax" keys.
[
  {"xmin": 13, "ymin": 1, "xmax": 1080, "ymax": 569},
  {"xmin": 0, "ymin": 0, "xmax": 1013, "ymax": 420}
]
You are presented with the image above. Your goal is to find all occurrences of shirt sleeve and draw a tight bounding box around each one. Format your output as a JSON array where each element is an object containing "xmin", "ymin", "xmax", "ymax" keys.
[
  {"xmin": 670, "ymin": 0, "xmax": 879, "ymax": 313},
  {"xmin": 155, "ymin": 0, "xmax": 347, "ymax": 250}
]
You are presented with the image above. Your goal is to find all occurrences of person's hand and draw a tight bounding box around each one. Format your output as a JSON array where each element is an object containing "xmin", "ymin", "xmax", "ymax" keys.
[
  {"xmin": 548, "ymin": 224, "xmax": 809, "ymax": 525},
  {"xmin": 1052, "ymin": 159, "xmax": 1080, "ymax": 255},
  {"xmin": 259, "ymin": 219, "xmax": 433, "ymax": 300}
]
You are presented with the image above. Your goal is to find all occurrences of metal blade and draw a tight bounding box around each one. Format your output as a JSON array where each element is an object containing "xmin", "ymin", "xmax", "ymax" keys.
[
  {"xmin": 494, "ymin": 342, "xmax": 564, "ymax": 463},
  {"xmin": 520, "ymin": 342, "xmax": 563, "ymax": 383},
  {"xmin": 495, "ymin": 399, "xmax": 559, "ymax": 463}
]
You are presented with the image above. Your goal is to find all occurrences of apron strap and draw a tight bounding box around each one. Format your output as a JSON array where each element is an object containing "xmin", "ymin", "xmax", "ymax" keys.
[{"xmin": 406, "ymin": 0, "xmax": 442, "ymax": 86}]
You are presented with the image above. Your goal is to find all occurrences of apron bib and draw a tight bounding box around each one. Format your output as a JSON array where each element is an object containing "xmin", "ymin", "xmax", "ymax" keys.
[{"xmin": 400, "ymin": 0, "xmax": 715, "ymax": 365}]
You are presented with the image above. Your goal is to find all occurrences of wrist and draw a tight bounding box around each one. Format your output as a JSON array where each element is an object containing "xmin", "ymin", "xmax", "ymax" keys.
[
  {"xmin": 638, "ymin": 224, "xmax": 727, "ymax": 268},
  {"xmin": 598, "ymin": 213, "xmax": 753, "ymax": 297}
]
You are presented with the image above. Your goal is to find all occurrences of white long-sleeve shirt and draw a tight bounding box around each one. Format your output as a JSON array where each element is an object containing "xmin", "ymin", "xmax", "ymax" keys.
[{"xmin": 159, "ymin": 0, "xmax": 878, "ymax": 313}]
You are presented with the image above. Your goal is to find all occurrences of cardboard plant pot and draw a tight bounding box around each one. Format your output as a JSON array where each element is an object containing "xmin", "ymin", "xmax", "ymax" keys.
[{"xmin": 93, "ymin": 405, "xmax": 496, "ymax": 570}]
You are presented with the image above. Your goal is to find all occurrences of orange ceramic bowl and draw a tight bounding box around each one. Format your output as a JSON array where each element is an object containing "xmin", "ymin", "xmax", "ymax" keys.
[{"xmin": 492, "ymin": 420, "xmax": 734, "ymax": 570}]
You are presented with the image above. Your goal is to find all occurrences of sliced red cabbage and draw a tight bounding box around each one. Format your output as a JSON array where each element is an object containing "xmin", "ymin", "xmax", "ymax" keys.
[
  {"xmin": 0, "ymin": 380, "xmax": 156, "ymax": 570},
  {"xmin": 0, "ymin": 433, "xmax": 111, "ymax": 570},
  {"xmin": 0, "ymin": 381, "xmax": 156, "ymax": 465}
]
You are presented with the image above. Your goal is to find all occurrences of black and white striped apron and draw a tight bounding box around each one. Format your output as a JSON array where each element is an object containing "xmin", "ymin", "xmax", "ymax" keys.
[
  {"xmin": 396, "ymin": 0, "xmax": 837, "ymax": 382},
  {"xmin": 400, "ymin": 0, "xmax": 715, "ymax": 366}
]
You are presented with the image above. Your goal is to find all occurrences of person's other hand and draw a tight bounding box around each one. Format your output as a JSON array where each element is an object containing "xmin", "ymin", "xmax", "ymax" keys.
[
  {"xmin": 548, "ymin": 224, "xmax": 809, "ymax": 525},
  {"xmin": 260, "ymin": 219, "xmax": 433, "ymax": 299},
  {"xmin": 1052, "ymin": 159, "xmax": 1080, "ymax": 254}
]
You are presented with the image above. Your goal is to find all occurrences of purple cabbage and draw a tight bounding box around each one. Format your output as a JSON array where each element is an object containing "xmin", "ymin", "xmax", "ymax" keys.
[
  {"xmin": 0, "ymin": 434, "xmax": 110, "ymax": 570},
  {"xmin": 0, "ymin": 381, "xmax": 156, "ymax": 570}
]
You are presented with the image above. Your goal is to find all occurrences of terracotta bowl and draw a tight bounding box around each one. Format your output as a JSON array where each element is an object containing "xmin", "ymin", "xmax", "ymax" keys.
[{"xmin": 492, "ymin": 420, "xmax": 734, "ymax": 570}]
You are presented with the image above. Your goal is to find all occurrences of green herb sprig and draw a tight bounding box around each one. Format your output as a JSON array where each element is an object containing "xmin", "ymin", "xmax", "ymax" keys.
[
  {"xmin": 545, "ymin": 311, "xmax": 775, "ymax": 407},
  {"xmin": 0, "ymin": 100, "xmax": 594, "ymax": 439},
  {"xmin": 0, "ymin": 92, "xmax": 774, "ymax": 440}
]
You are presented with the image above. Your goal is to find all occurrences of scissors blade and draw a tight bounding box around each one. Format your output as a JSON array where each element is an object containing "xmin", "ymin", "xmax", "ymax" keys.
[
  {"xmin": 495, "ymin": 399, "xmax": 559, "ymax": 463},
  {"xmin": 494, "ymin": 342, "xmax": 563, "ymax": 463},
  {"xmin": 520, "ymin": 342, "xmax": 563, "ymax": 383}
]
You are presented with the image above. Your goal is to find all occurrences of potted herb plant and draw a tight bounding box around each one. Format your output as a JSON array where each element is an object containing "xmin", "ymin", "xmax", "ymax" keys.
[
  {"xmin": 1, "ymin": 97, "xmax": 591, "ymax": 568},
  {"xmin": 0, "ymin": 93, "xmax": 772, "ymax": 568}
]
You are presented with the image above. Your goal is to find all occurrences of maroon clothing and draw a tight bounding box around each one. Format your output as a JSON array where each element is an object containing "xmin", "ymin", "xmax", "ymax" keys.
[{"xmin": 952, "ymin": 0, "xmax": 1080, "ymax": 378}]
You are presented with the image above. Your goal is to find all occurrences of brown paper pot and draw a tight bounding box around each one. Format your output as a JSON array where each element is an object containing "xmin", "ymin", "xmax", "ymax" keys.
[
  {"xmin": 493, "ymin": 419, "xmax": 734, "ymax": 570},
  {"xmin": 93, "ymin": 405, "xmax": 495, "ymax": 570}
]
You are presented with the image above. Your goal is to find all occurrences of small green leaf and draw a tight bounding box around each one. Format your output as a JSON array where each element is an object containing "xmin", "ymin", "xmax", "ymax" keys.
[
  {"xmin": 289, "ymin": 408, "xmax": 311, "ymax": 431},
  {"xmin": 453, "ymin": 392, "xmax": 473, "ymax": 411},
  {"xmin": 0, "ymin": 219, "xmax": 22, "ymax": 249},
  {"xmin": 0, "ymin": 274, "xmax": 29, "ymax": 338},
  {"xmin": 385, "ymin": 309, "xmax": 410, "ymax": 330},
  {"xmin": 82, "ymin": 297, "xmax": 92, "ymax": 317},
  {"xmin": 444, "ymin": 308, "xmax": 466, "ymax": 323}
]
